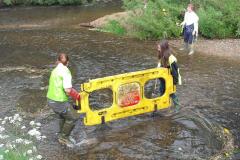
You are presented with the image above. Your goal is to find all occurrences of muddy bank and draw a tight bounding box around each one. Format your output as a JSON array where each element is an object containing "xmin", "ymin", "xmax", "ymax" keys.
[
  {"xmin": 80, "ymin": 10, "xmax": 133, "ymax": 30},
  {"xmin": 80, "ymin": 11, "xmax": 240, "ymax": 60},
  {"xmin": 170, "ymin": 39, "xmax": 240, "ymax": 60}
]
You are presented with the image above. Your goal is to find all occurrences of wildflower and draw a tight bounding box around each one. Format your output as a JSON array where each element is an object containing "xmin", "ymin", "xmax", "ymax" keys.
[
  {"xmin": 14, "ymin": 113, "xmax": 19, "ymax": 117},
  {"xmin": 0, "ymin": 155, "xmax": 3, "ymax": 160},
  {"xmin": 24, "ymin": 140, "xmax": 32, "ymax": 145},
  {"xmin": 28, "ymin": 128, "xmax": 41, "ymax": 137},
  {"xmin": 0, "ymin": 134, "xmax": 9, "ymax": 139},
  {"xmin": 27, "ymin": 150, "xmax": 33, "ymax": 155},
  {"xmin": 41, "ymin": 135, "xmax": 46, "ymax": 139},
  {"xmin": 0, "ymin": 126, "xmax": 5, "ymax": 132},
  {"xmin": 33, "ymin": 146, "xmax": 37, "ymax": 152},
  {"xmin": 5, "ymin": 150, "xmax": 9, "ymax": 153},
  {"xmin": 36, "ymin": 136, "xmax": 42, "ymax": 141},
  {"xmin": 10, "ymin": 119, "xmax": 15, "ymax": 124},
  {"xmin": 15, "ymin": 122, "xmax": 21, "ymax": 126},
  {"xmin": 6, "ymin": 144, "xmax": 13, "ymax": 149},
  {"xmin": 162, "ymin": 8, "xmax": 166, "ymax": 12},
  {"xmin": 29, "ymin": 121, "xmax": 35, "ymax": 126},
  {"xmin": 16, "ymin": 138, "xmax": 24, "ymax": 143},
  {"xmin": 4, "ymin": 117, "xmax": 8, "ymax": 120},
  {"xmin": 13, "ymin": 114, "xmax": 20, "ymax": 120},
  {"xmin": 36, "ymin": 122, "xmax": 41, "ymax": 127},
  {"xmin": 18, "ymin": 117, "xmax": 23, "ymax": 122},
  {"xmin": 1, "ymin": 121, "xmax": 6, "ymax": 125},
  {"xmin": 36, "ymin": 155, "xmax": 42, "ymax": 159},
  {"xmin": 21, "ymin": 126, "xmax": 26, "ymax": 129}
]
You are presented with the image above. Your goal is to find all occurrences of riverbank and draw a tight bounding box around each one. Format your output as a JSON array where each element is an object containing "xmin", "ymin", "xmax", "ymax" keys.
[
  {"xmin": 80, "ymin": 11, "xmax": 240, "ymax": 60},
  {"xmin": 170, "ymin": 39, "xmax": 240, "ymax": 60}
]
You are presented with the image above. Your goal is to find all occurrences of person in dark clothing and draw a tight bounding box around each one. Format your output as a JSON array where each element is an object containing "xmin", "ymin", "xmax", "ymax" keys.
[{"xmin": 157, "ymin": 40, "xmax": 182, "ymax": 111}]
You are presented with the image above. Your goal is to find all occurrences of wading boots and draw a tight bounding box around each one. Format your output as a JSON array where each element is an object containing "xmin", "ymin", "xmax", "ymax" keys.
[{"xmin": 58, "ymin": 120, "xmax": 76, "ymax": 147}]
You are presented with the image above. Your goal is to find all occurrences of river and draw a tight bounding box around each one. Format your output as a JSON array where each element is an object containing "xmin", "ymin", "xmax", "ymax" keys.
[{"xmin": 0, "ymin": 3, "xmax": 240, "ymax": 160}]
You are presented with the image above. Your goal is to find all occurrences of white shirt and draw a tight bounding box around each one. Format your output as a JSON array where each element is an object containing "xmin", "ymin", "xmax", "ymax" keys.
[
  {"xmin": 182, "ymin": 11, "xmax": 199, "ymax": 32},
  {"xmin": 56, "ymin": 63, "xmax": 72, "ymax": 89}
]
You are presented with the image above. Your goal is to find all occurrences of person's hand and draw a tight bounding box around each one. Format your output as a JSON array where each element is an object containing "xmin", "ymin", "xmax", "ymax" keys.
[
  {"xmin": 69, "ymin": 88, "xmax": 81, "ymax": 101},
  {"xmin": 192, "ymin": 30, "xmax": 198, "ymax": 36},
  {"xmin": 72, "ymin": 104, "xmax": 80, "ymax": 110}
]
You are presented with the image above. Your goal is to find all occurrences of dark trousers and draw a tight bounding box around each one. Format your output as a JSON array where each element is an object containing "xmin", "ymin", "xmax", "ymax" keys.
[
  {"xmin": 48, "ymin": 99, "xmax": 78, "ymax": 137},
  {"xmin": 159, "ymin": 79, "xmax": 179, "ymax": 108},
  {"xmin": 183, "ymin": 24, "xmax": 194, "ymax": 44}
]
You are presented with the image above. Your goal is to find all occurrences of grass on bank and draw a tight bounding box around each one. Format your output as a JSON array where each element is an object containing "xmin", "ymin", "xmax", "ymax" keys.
[
  {"xmin": 102, "ymin": 20, "xmax": 126, "ymax": 36},
  {"xmin": 105, "ymin": 0, "xmax": 240, "ymax": 39},
  {"xmin": 0, "ymin": 149, "xmax": 28, "ymax": 160}
]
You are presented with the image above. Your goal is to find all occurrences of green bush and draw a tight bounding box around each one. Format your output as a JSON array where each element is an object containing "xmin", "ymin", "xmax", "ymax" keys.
[
  {"xmin": 198, "ymin": 7, "xmax": 232, "ymax": 38},
  {"xmin": 3, "ymin": 0, "xmax": 13, "ymax": 5},
  {"xmin": 103, "ymin": 20, "xmax": 126, "ymax": 36},
  {"xmin": 123, "ymin": 0, "xmax": 240, "ymax": 39},
  {"xmin": 123, "ymin": 0, "xmax": 144, "ymax": 10},
  {"xmin": 124, "ymin": 0, "xmax": 182, "ymax": 39}
]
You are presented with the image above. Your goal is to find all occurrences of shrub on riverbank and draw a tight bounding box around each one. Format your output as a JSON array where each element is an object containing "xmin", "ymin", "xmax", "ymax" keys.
[
  {"xmin": 119, "ymin": 0, "xmax": 240, "ymax": 39},
  {"xmin": 103, "ymin": 20, "xmax": 126, "ymax": 36}
]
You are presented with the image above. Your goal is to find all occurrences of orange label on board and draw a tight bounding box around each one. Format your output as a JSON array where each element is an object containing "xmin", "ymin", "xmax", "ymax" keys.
[{"xmin": 118, "ymin": 83, "xmax": 140, "ymax": 107}]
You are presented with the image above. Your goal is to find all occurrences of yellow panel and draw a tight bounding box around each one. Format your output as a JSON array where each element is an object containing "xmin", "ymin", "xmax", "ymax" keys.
[{"xmin": 76, "ymin": 68, "xmax": 176, "ymax": 126}]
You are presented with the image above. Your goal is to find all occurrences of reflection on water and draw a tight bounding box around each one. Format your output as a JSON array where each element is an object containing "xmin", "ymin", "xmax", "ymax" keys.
[
  {"xmin": 0, "ymin": 4, "xmax": 240, "ymax": 159},
  {"xmin": 89, "ymin": 88, "xmax": 113, "ymax": 110}
]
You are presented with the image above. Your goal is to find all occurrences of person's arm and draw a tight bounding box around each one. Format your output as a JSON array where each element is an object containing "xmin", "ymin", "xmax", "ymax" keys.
[
  {"xmin": 193, "ymin": 13, "xmax": 199, "ymax": 36},
  {"xmin": 62, "ymin": 69, "xmax": 80, "ymax": 101},
  {"xmin": 65, "ymin": 88, "xmax": 80, "ymax": 101},
  {"xmin": 180, "ymin": 12, "xmax": 187, "ymax": 26},
  {"xmin": 170, "ymin": 62, "xmax": 179, "ymax": 85},
  {"xmin": 157, "ymin": 60, "xmax": 161, "ymax": 68}
]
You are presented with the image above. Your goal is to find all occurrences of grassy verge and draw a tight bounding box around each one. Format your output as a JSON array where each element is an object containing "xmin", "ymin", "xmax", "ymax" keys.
[{"xmin": 102, "ymin": 20, "xmax": 126, "ymax": 36}]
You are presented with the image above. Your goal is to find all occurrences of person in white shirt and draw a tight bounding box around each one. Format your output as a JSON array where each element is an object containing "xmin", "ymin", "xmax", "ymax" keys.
[{"xmin": 180, "ymin": 3, "xmax": 199, "ymax": 55}]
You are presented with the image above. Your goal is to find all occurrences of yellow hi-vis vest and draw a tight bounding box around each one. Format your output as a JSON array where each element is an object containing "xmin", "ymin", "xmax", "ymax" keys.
[{"xmin": 47, "ymin": 65, "xmax": 71, "ymax": 102}]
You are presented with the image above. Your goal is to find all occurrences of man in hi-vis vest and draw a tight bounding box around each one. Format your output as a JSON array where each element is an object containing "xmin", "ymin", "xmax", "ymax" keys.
[{"xmin": 47, "ymin": 53, "xmax": 80, "ymax": 147}]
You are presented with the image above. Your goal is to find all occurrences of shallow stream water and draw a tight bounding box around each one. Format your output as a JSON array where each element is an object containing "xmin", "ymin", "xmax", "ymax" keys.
[{"xmin": 0, "ymin": 4, "xmax": 240, "ymax": 160}]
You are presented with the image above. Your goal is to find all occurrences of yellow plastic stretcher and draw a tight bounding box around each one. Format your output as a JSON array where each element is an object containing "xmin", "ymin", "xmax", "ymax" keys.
[{"xmin": 76, "ymin": 68, "xmax": 176, "ymax": 126}]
